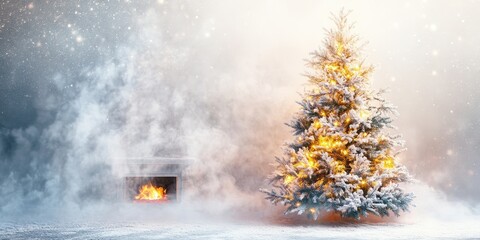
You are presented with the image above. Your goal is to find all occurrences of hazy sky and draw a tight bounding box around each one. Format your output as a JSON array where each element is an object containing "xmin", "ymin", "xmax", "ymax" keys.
[{"xmin": 1, "ymin": 0, "xmax": 479, "ymax": 219}]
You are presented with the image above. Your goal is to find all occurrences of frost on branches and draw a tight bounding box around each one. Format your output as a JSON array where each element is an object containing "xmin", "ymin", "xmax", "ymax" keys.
[{"xmin": 261, "ymin": 12, "xmax": 414, "ymax": 220}]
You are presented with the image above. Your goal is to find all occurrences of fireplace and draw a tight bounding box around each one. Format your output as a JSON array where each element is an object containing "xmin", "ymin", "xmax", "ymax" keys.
[
  {"xmin": 125, "ymin": 176, "xmax": 177, "ymax": 202},
  {"xmin": 122, "ymin": 158, "xmax": 190, "ymax": 203}
]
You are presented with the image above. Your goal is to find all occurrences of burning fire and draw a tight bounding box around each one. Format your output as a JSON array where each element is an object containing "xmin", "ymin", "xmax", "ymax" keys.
[{"xmin": 135, "ymin": 182, "xmax": 167, "ymax": 201}]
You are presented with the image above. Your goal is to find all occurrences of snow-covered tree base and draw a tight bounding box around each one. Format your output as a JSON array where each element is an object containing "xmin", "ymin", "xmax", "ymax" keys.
[{"xmin": 263, "ymin": 183, "xmax": 414, "ymax": 220}]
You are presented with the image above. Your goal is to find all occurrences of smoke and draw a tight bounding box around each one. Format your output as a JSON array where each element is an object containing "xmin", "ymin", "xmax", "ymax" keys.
[{"xmin": 1, "ymin": 0, "xmax": 480, "ymax": 224}]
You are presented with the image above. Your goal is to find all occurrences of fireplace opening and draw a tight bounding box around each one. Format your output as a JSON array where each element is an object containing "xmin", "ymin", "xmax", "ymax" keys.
[{"xmin": 125, "ymin": 176, "xmax": 178, "ymax": 202}]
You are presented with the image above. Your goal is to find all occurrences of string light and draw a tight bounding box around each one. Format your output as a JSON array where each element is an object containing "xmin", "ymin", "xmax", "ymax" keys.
[
  {"xmin": 298, "ymin": 172, "xmax": 308, "ymax": 179},
  {"xmin": 308, "ymin": 160, "xmax": 315, "ymax": 168},
  {"xmin": 359, "ymin": 179, "xmax": 368, "ymax": 188},
  {"xmin": 305, "ymin": 151, "xmax": 316, "ymax": 168},
  {"xmin": 294, "ymin": 161, "xmax": 307, "ymax": 169},
  {"xmin": 325, "ymin": 64, "xmax": 339, "ymax": 71},
  {"xmin": 383, "ymin": 156, "xmax": 395, "ymax": 169},
  {"xmin": 359, "ymin": 109, "xmax": 370, "ymax": 120},
  {"xmin": 351, "ymin": 64, "xmax": 361, "ymax": 74},
  {"xmin": 345, "ymin": 116, "xmax": 351, "ymax": 124},
  {"xmin": 284, "ymin": 175, "xmax": 295, "ymax": 185},
  {"xmin": 341, "ymin": 67, "xmax": 353, "ymax": 79},
  {"xmin": 336, "ymin": 41, "xmax": 344, "ymax": 55},
  {"xmin": 315, "ymin": 136, "xmax": 344, "ymax": 150},
  {"xmin": 335, "ymin": 162, "xmax": 345, "ymax": 173}
]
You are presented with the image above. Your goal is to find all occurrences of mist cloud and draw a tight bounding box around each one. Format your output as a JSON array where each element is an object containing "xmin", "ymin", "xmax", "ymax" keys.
[{"xmin": 1, "ymin": 0, "xmax": 479, "ymax": 223}]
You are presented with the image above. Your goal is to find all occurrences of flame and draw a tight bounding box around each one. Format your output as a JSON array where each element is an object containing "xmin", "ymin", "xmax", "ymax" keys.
[{"xmin": 135, "ymin": 182, "xmax": 167, "ymax": 200}]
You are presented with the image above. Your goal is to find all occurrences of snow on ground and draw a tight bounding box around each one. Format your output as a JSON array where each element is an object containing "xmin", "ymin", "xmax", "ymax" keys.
[
  {"xmin": 1, "ymin": 220, "xmax": 480, "ymax": 240},
  {"xmin": 1, "ymin": 185, "xmax": 479, "ymax": 239}
]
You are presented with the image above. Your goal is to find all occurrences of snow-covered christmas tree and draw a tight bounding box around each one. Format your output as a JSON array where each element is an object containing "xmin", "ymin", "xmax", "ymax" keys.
[{"xmin": 262, "ymin": 11, "xmax": 414, "ymax": 220}]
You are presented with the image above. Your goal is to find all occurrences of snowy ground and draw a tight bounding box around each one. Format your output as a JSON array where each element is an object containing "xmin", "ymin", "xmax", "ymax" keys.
[
  {"xmin": 2, "ymin": 186, "xmax": 480, "ymax": 240},
  {"xmin": 1, "ymin": 220, "xmax": 480, "ymax": 240}
]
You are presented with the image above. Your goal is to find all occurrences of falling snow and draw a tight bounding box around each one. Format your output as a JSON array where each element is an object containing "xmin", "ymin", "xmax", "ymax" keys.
[{"xmin": 1, "ymin": 1, "xmax": 480, "ymax": 239}]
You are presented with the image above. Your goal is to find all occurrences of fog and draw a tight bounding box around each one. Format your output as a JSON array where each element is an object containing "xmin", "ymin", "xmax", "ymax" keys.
[{"xmin": 1, "ymin": 0, "xmax": 479, "ymax": 223}]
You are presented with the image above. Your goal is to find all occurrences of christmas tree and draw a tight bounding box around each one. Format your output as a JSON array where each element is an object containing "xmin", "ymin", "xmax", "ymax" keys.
[{"xmin": 262, "ymin": 11, "xmax": 414, "ymax": 220}]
